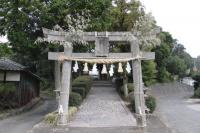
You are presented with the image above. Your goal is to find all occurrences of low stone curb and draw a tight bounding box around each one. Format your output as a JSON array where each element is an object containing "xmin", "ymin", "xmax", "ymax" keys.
[{"xmin": 0, "ymin": 97, "xmax": 42, "ymax": 120}]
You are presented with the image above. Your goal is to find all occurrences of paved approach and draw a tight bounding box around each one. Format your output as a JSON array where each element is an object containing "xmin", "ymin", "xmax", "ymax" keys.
[
  {"xmin": 69, "ymin": 85, "xmax": 137, "ymax": 127},
  {"xmin": 0, "ymin": 98, "xmax": 56, "ymax": 133},
  {"xmin": 30, "ymin": 82, "xmax": 172, "ymax": 133},
  {"xmin": 150, "ymin": 82, "xmax": 200, "ymax": 133}
]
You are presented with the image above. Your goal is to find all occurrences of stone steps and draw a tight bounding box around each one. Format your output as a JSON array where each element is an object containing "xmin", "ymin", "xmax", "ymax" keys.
[{"xmin": 92, "ymin": 80, "xmax": 113, "ymax": 87}]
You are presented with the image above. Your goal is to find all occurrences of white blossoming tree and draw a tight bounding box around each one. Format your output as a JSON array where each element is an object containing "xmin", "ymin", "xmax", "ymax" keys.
[{"xmin": 132, "ymin": 13, "xmax": 161, "ymax": 50}]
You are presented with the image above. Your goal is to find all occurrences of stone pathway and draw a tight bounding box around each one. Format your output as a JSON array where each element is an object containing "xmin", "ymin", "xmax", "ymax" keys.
[
  {"xmin": 69, "ymin": 84, "xmax": 137, "ymax": 127},
  {"xmin": 30, "ymin": 82, "xmax": 172, "ymax": 133}
]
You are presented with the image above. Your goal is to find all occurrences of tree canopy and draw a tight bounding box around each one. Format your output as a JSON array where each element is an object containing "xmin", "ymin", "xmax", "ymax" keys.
[{"xmin": 0, "ymin": 0, "xmax": 194, "ymax": 86}]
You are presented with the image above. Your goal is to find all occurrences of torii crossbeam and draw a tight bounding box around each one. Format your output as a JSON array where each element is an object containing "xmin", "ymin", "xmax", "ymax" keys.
[{"xmin": 42, "ymin": 27, "xmax": 155, "ymax": 127}]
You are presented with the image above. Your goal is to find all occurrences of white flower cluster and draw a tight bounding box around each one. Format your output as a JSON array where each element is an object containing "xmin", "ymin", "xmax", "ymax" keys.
[
  {"xmin": 132, "ymin": 13, "xmax": 161, "ymax": 49},
  {"xmin": 36, "ymin": 11, "xmax": 90, "ymax": 46}
]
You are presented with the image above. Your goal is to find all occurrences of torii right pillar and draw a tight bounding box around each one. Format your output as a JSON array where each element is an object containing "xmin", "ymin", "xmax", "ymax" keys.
[{"xmin": 131, "ymin": 39, "xmax": 147, "ymax": 127}]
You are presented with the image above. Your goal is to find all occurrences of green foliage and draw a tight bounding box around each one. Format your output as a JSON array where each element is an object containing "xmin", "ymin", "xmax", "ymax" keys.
[
  {"xmin": 195, "ymin": 56, "xmax": 200, "ymax": 71},
  {"xmin": 157, "ymin": 67, "xmax": 173, "ymax": 82},
  {"xmin": 72, "ymin": 75, "xmax": 92, "ymax": 93},
  {"xmin": 0, "ymin": 83, "xmax": 18, "ymax": 109},
  {"xmin": 194, "ymin": 87, "xmax": 200, "ymax": 98},
  {"xmin": 72, "ymin": 87, "xmax": 86, "ymax": 99},
  {"xmin": 73, "ymin": 75, "xmax": 92, "ymax": 83},
  {"xmin": 69, "ymin": 92, "xmax": 82, "ymax": 107},
  {"xmin": 120, "ymin": 83, "xmax": 134, "ymax": 95},
  {"xmin": 114, "ymin": 78, "xmax": 123, "ymax": 91},
  {"xmin": 145, "ymin": 95, "xmax": 156, "ymax": 113},
  {"xmin": 153, "ymin": 31, "xmax": 192, "ymax": 82},
  {"xmin": 0, "ymin": 44, "xmax": 13, "ymax": 57},
  {"xmin": 0, "ymin": 83, "xmax": 16, "ymax": 94},
  {"xmin": 110, "ymin": 0, "xmax": 144, "ymax": 31},
  {"xmin": 127, "ymin": 83, "xmax": 134, "ymax": 93},
  {"xmin": 193, "ymin": 74, "xmax": 200, "ymax": 89},
  {"xmin": 165, "ymin": 56, "xmax": 187, "ymax": 77},
  {"xmin": 44, "ymin": 112, "xmax": 58, "ymax": 126},
  {"xmin": 142, "ymin": 60, "xmax": 157, "ymax": 86},
  {"xmin": 130, "ymin": 95, "xmax": 156, "ymax": 113},
  {"xmin": 44, "ymin": 107, "xmax": 78, "ymax": 125},
  {"xmin": 173, "ymin": 44, "xmax": 193, "ymax": 69}
]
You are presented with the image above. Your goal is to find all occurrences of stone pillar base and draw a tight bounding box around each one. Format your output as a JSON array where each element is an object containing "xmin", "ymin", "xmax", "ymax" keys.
[{"xmin": 135, "ymin": 113, "xmax": 147, "ymax": 127}]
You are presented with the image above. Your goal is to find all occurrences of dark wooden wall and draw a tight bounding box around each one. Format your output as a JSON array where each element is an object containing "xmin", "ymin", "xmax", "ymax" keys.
[{"xmin": 17, "ymin": 72, "xmax": 40, "ymax": 106}]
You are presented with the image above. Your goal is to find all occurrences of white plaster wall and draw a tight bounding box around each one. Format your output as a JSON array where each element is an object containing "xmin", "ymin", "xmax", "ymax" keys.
[{"xmin": 6, "ymin": 72, "xmax": 20, "ymax": 81}]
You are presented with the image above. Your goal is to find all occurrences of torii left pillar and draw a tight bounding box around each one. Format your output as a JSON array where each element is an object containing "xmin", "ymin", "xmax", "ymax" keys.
[{"xmin": 58, "ymin": 43, "xmax": 73, "ymax": 125}]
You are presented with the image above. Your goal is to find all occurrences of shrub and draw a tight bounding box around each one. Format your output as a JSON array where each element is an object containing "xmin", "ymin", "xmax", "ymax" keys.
[
  {"xmin": 130, "ymin": 95, "xmax": 156, "ymax": 113},
  {"xmin": 0, "ymin": 83, "xmax": 18, "ymax": 109},
  {"xmin": 114, "ymin": 78, "xmax": 123, "ymax": 91},
  {"xmin": 0, "ymin": 83, "xmax": 16, "ymax": 94},
  {"xmin": 72, "ymin": 87, "xmax": 86, "ymax": 99},
  {"xmin": 44, "ymin": 112, "xmax": 58, "ymax": 126},
  {"xmin": 72, "ymin": 75, "xmax": 92, "ymax": 94},
  {"xmin": 145, "ymin": 95, "xmax": 156, "ymax": 113},
  {"xmin": 44, "ymin": 107, "xmax": 78, "ymax": 125},
  {"xmin": 74, "ymin": 75, "xmax": 92, "ymax": 85},
  {"xmin": 127, "ymin": 83, "xmax": 134, "ymax": 93},
  {"xmin": 69, "ymin": 92, "xmax": 82, "ymax": 107},
  {"xmin": 68, "ymin": 106, "xmax": 78, "ymax": 117},
  {"xmin": 194, "ymin": 87, "xmax": 200, "ymax": 98},
  {"xmin": 120, "ymin": 83, "xmax": 134, "ymax": 95}
]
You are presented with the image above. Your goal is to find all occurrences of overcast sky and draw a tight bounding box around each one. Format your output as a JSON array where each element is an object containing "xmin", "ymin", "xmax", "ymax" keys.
[
  {"xmin": 141, "ymin": 0, "xmax": 200, "ymax": 58},
  {"xmin": 1, "ymin": 0, "xmax": 200, "ymax": 57}
]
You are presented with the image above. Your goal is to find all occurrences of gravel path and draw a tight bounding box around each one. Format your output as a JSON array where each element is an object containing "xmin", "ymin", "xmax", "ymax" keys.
[
  {"xmin": 150, "ymin": 82, "xmax": 200, "ymax": 133},
  {"xmin": 0, "ymin": 98, "xmax": 56, "ymax": 133},
  {"xmin": 69, "ymin": 86, "xmax": 137, "ymax": 127}
]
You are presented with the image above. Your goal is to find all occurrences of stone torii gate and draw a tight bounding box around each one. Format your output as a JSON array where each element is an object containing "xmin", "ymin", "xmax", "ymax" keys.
[{"xmin": 41, "ymin": 27, "xmax": 155, "ymax": 127}]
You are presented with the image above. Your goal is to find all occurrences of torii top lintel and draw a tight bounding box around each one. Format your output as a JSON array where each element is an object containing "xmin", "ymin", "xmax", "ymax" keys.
[
  {"xmin": 42, "ymin": 28, "xmax": 137, "ymax": 42},
  {"xmin": 42, "ymin": 27, "xmax": 155, "ymax": 62}
]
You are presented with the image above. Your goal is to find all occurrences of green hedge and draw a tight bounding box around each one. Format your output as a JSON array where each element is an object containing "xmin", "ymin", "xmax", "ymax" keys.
[
  {"xmin": 145, "ymin": 95, "xmax": 156, "ymax": 113},
  {"xmin": 73, "ymin": 75, "xmax": 92, "ymax": 84},
  {"xmin": 69, "ymin": 92, "xmax": 82, "ymax": 107},
  {"xmin": 127, "ymin": 83, "xmax": 134, "ymax": 93},
  {"xmin": 114, "ymin": 78, "xmax": 123, "ymax": 91},
  {"xmin": 0, "ymin": 83, "xmax": 18, "ymax": 109},
  {"xmin": 0, "ymin": 83, "xmax": 16, "ymax": 94},
  {"xmin": 194, "ymin": 87, "xmax": 200, "ymax": 98},
  {"xmin": 72, "ymin": 82, "xmax": 90, "ymax": 93},
  {"xmin": 72, "ymin": 75, "xmax": 92, "ymax": 94},
  {"xmin": 72, "ymin": 87, "xmax": 86, "ymax": 99},
  {"xmin": 130, "ymin": 95, "xmax": 156, "ymax": 113},
  {"xmin": 120, "ymin": 83, "xmax": 134, "ymax": 94}
]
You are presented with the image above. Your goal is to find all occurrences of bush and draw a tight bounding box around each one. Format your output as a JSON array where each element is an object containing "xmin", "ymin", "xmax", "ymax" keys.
[
  {"xmin": 194, "ymin": 87, "xmax": 200, "ymax": 98},
  {"xmin": 120, "ymin": 83, "xmax": 134, "ymax": 94},
  {"xmin": 0, "ymin": 83, "xmax": 16, "ymax": 94},
  {"xmin": 145, "ymin": 95, "xmax": 156, "ymax": 113},
  {"xmin": 130, "ymin": 95, "xmax": 156, "ymax": 113},
  {"xmin": 114, "ymin": 78, "xmax": 123, "ymax": 91},
  {"xmin": 72, "ymin": 87, "xmax": 86, "ymax": 99},
  {"xmin": 69, "ymin": 92, "xmax": 82, "ymax": 107},
  {"xmin": 72, "ymin": 81, "xmax": 90, "ymax": 93},
  {"xmin": 0, "ymin": 83, "xmax": 18, "ymax": 109},
  {"xmin": 127, "ymin": 83, "xmax": 134, "ymax": 93},
  {"xmin": 74, "ymin": 75, "xmax": 92, "ymax": 85},
  {"xmin": 72, "ymin": 75, "xmax": 92, "ymax": 94},
  {"xmin": 44, "ymin": 112, "xmax": 58, "ymax": 126},
  {"xmin": 44, "ymin": 107, "xmax": 78, "ymax": 125}
]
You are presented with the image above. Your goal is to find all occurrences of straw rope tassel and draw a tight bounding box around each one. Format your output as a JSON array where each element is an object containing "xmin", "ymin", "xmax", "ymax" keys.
[
  {"xmin": 101, "ymin": 64, "xmax": 107, "ymax": 74},
  {"xmin": 118, "ymin": 62, "xmax": 123, "ymax": 73},
  {"xmin": 83, "ymin": 62, "xmax": 89, "ymax": 72}
]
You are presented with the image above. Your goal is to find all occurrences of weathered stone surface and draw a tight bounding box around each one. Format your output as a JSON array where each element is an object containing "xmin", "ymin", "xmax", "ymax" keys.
[{"xmin": 69, "ymin": 84, "xmax": 137, "ymax": 127}]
